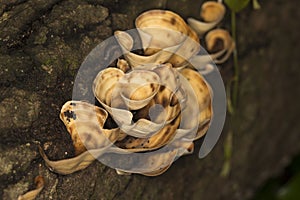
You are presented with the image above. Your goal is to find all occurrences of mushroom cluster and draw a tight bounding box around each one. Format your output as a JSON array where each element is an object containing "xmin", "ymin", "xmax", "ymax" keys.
[{"xmin": 40, "ymin": 1, "xmax": 232, "ymax": 176}]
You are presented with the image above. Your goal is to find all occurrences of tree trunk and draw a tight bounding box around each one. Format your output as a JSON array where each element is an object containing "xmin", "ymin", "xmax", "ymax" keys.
[{"xmin": 1, "ymin": 0, "xmax": 299, "ymax": 199}]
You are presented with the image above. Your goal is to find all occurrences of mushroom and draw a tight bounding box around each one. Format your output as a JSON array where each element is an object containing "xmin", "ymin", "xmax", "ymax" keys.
[
  {"xmin": 205, "ymin": 28, "xmax": 235, "ymax": 64},
  {"xmin": 59, "ymin": 101, "xmax": 123, "ymax": 154},
  {"xmin": 17, "ymin": 176, "xmax": 44, "ymax": 200},
  {"xmin": 115, "ymin": 9, "xmax": 200, "ymax": 68},
  {"xmin": 40, "ymin": 8, "xmax": 218, "ymax": 177},
  {"xmin": 187, "ymin": 1, "xmax": 226, "ymax": 36},
  {"xmin": 92, "ymin": 64, "xmax": 186, "ymax": 139}
]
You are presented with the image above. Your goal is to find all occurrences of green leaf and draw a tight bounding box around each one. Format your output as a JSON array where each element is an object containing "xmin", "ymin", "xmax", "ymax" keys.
[
  {"xmin": 225, "ymin": 0, "xmax": 250, "ymax": 12},
  {"xmin": 220, "ymin": 131, "xmax": 233, "ymax": 177},
  {"xmin": 252, "ymin": 0, "xmax": 261, "ymax": 10},
  {"xmin": 277, "ymin": 172, "xmax": 300, "ymax": 200}
]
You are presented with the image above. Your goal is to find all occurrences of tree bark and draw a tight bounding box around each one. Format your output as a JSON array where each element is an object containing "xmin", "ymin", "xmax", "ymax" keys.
[{"xmin": 1, "ymin": 0, "xmax": 299, "ymax": 199}]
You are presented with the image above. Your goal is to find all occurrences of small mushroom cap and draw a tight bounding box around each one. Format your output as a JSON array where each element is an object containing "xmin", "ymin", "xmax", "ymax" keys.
[
  {"xmin": 60, "ymin": 101, "xmax": 122, "ymax": 154},
  {"xmin": 115, "ymin": 30, "xmax": 178, "ymax": 68},
  {"xmin": 187, "ymin": 2, "xmax": 225, "ymax": 36},
  {"xmin": 93, "ymin": 67, "xmax": 124, "ymax": 106},
  {"xmin": 205, "ymin": 28, "xmax": 235, "ymax": 64},
  {"xmin": 17, "ymin": 175, "xmax": 44, "ymax": 200},
  {"xmin": 200, "ymin": 1, "xmax": 226, "ymax": 23},
  {"xmin": 135, "ymin": 10, "xmax": 192, "ymax": 54},
  {"xmin": 117, "ymin": 69, "xmax": 160, "ymax": 110},
  {"xmin": 134, "ymin": 10, "xmax": 200, "ymax": 67}
]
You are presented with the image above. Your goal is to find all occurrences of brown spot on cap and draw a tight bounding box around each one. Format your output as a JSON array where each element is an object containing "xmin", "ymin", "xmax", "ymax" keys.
[
  {"xmin": 64, "ymin": 110, "xmax": 77, "ymax": 122},
  {"xmin": 162, "ymin": 97, "xmax": 168, "ymax": 107},
  {"xmin": 159, "ymin": 86, "xmax": 165, "ymax": 92},
  {"xmin": 170, "ymin": 17, "xmax": 176, "ymax": 25},
  {"xmin": 165, "ymin": 127, "xmax": 171, "ymax": 135},
  {"xmin": 150, "ymin": 83, "xmax": 155, "ymax": 92}
]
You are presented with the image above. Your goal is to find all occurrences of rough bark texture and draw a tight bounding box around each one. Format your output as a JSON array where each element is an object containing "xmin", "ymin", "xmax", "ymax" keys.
[{"xmin": 1, "ymin": 0, "xmax": 300, "ymax": 199}]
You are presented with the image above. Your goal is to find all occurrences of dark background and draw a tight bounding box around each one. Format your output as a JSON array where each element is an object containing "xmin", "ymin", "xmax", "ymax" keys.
[{"xmin": 0, "ymin": 0, "xmax": 299, "ymax": 199}]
